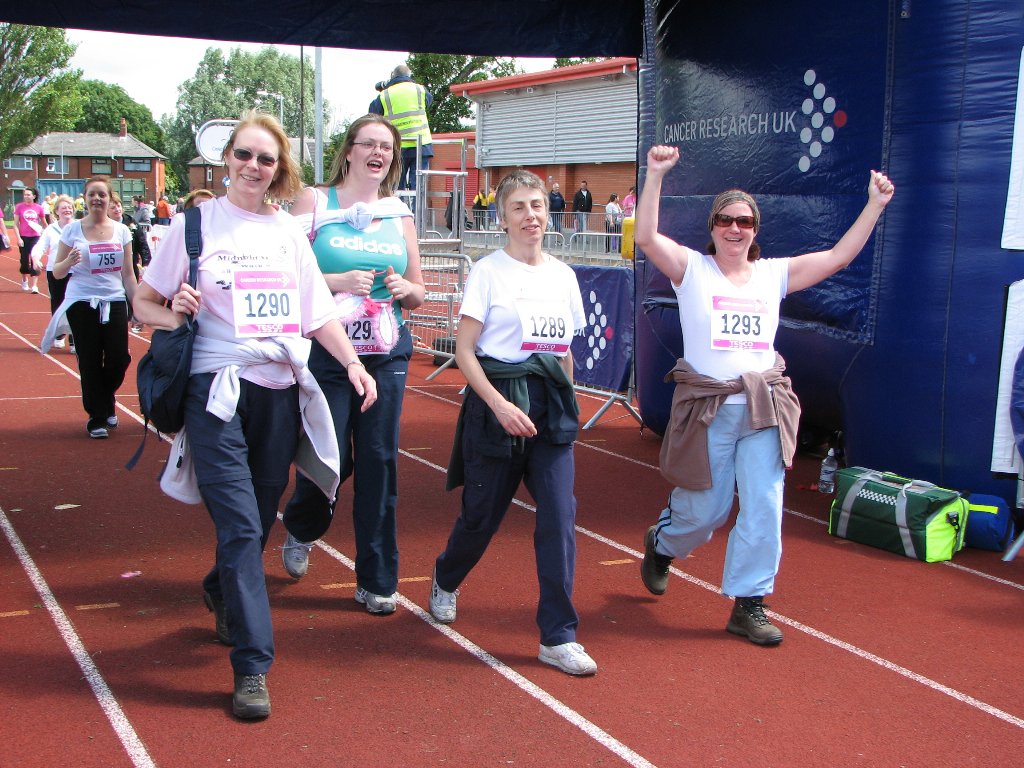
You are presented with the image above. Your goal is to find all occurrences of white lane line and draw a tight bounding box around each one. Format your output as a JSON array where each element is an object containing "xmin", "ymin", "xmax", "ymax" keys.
[
  {"xmin": 399, "ymin": 448, "xmax": 1024, "ymax": 732},
  {"xmin": 0, "ymin": 507, "xmax": 157, "ymax": 768},
  {"xmin": 304, "ymin": 529, "xmax": 657, "ymax": 768}
]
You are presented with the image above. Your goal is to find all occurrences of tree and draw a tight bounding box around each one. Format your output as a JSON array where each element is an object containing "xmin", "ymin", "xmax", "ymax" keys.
[
  {"xmin": 0, "ymin": 24, "xmax": 82, "ymax": 162},
  {"xmin": 74, "ymin": 80, "xmax": 166, "ymax": 154},
  {"xmin": 405, "ymin": 54, "xmax": 521, "ymax": 133},
  {"xmin": 553, "ymin": 57, "xmax": 605, "ymax": 68},
  {"xmin": 163, "ymin": 46, "xmax": 325, "ymax": 191}
]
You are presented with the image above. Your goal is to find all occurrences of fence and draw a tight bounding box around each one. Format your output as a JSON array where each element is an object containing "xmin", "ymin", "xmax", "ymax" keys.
[{"xmin": 406, "ymin": 253, "xmax": 473, "ymax": 379}]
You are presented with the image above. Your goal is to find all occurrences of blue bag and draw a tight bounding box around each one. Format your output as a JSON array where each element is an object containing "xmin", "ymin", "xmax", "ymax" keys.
[{"xmin": 964, "ymin": 494, "xmax": 1015, "ymax": 552}]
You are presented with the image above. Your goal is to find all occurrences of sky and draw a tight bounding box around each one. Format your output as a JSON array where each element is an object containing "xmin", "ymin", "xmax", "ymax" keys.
[{"xmin": 66, "ymin": 29, "xmax": 556, "ymax": 132}]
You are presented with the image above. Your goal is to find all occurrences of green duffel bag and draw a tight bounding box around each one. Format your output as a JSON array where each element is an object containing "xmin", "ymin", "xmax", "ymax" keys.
[{"xmin": 827, "ymin": 467, "xmax": 968, "ymax": 562}]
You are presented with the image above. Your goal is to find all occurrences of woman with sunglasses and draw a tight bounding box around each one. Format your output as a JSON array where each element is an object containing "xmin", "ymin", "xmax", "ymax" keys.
[
  {"xmin": 634, "ymin": 144, "xmax": 894, "ymax": 646},
  {"xmin": 278, "ymin": 113, "xmax": 424, "ymax": 617},
  {"xmin": 133, "ymin": 111, "xmax": 377, "ymax": 720},
  {"xmin": 43, "ymin": 176, "xmax": 137, "ymax": 438}
]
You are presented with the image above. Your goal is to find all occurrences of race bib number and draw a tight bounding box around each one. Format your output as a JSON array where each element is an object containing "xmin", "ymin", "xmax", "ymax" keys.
[
  {"xmin": 232, "ymin": 269, "xmax": 301, "ymax": 337},
  {"xmin": 345, "ymin": 300, "xmax": 398, "ymax": 355},
  {"xmin": 88, "ymin": 242, "xmax": 124, "ymax": 274},
  {"xmin": 710, "ymin": 296, "xmax": 771, "ymax": 351},
  {"xmin": 516, "ymin": 298, "xmax": 574, "ymax": 354}
]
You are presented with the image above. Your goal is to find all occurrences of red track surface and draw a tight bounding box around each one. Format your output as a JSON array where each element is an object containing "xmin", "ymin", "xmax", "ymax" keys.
[{"xmin": 2, "ymin": 234, "xmax": 1023, "ymax": 767}]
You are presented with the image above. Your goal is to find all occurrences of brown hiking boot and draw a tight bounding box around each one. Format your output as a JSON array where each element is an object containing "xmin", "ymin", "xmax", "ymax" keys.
[
  {"xmin": 640, "ymin": 525, "xmax": 673, "ymax": 595},
  {"xmin": 726, "ymin": 597, "xmax": 784, "ymax": 646}
]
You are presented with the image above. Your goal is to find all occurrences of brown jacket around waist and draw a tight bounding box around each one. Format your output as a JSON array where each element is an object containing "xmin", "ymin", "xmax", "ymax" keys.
[{"xmin": 659, "ymin": 353, "xmax": 801, "ymax": 490}]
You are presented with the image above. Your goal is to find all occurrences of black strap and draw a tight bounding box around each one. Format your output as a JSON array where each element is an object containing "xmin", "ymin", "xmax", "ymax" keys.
[{"xmin": 125, "ymin": 207, "xmax": 203, "ymax": 471}]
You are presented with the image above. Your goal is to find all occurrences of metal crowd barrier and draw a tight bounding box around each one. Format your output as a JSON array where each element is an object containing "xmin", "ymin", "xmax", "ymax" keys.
[{"xmin": 407, "ymin": 253, "xmax": 472, "ymax": 380}]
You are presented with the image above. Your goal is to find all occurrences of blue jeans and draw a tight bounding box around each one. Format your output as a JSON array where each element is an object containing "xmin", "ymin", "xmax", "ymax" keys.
[{"xmin": 652, "ymin": 403, "xmax": 784, "ymax": 598}]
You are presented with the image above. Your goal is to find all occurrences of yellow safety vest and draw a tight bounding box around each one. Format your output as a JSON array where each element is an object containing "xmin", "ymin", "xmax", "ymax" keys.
[{"xmin": 381, "ymin": 81, "xmax": 432, "ymax": 150}]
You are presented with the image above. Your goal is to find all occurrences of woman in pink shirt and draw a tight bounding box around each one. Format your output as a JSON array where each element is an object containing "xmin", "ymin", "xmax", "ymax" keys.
[{"xmin": 14, "ymin": 187, "xmax": 45, "ymax": 293}]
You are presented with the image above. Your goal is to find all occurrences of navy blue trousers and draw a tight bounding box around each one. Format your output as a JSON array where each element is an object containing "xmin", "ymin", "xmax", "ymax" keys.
[
  {"xmin": 435, "ymin": 379, "xmax": 580, "ymax": 646},
  {"xmin": 282, "ymin": 326, "xmax": 412, "ymax": 596},
  {"xmin": 187, "ymin": 373, "xmax": 300, "ymax": 675}
]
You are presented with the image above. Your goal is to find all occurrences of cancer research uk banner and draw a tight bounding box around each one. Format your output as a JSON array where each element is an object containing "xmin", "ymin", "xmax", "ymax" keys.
[
  {"xmin": 648, "ymin": 0, "xmax": 889, "ymax": 339},
  {"xmin": 570, "ymin": 266, "xmax": 634, "ymax": 393}
]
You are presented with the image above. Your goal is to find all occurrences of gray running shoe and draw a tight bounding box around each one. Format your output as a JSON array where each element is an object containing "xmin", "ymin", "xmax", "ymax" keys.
[
  {"xmin": 281, "ymin": 533, "xmax": 313, "ymax": 579},
  {"xmin": 354, "ymin": 587, "xmax": 397, "ymax": 615}
]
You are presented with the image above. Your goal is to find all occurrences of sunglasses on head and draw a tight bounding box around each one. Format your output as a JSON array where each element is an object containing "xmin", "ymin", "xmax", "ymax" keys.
[
  {"xmin": 712, "ymin": 213, "xmax": 756, "ymax": 229},
  {"xmin": 232, "ymin": 147, "xmax": 278, "ymax": 167}
]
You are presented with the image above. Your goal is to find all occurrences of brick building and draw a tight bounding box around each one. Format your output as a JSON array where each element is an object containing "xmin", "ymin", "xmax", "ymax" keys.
[
  {"xmin": 425, "ymin": 58, "xmax": 639, "ymax": 224},
  {"xmin": 2, "ymin": 118, "xmax": 166, "ymax": 215}
]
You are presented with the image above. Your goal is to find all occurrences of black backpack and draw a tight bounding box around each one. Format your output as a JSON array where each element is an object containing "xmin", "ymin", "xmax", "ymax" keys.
[{"xmin": 126, "ymin": 206, "xmax": 201, "ymax": 470}]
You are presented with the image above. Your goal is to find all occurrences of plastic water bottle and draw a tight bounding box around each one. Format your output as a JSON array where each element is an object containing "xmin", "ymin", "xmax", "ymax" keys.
[{"xmin": 818, "ymin": 448, "xmax": 838, "ymax": 494}]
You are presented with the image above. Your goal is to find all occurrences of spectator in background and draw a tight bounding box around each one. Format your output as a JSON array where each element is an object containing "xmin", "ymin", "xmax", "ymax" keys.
[
  {"xmin": 472, "ymin": 187, "xmax": 488, "ymax": 231},
  {"xmin": 622, "ymin": 185, "xmax": 637, "ymax": 219},
  {"xmin": 605, "ymin": 193, "xmax": 623, "ymax": 253},
  {"xmin": 74, "ymin": 194, "xmax": 85, "ymax": 219},
  {"xmin": 155, "ymin": 195, "xmax": 172, "ymax": 225},
  {"xmin": 486, "ymin": 185, "xmax": 497, "ymax": 230},
  {"xmin": 14, "ymin": 187, "xmax": 45, "ymax": 293},
  {"xmin": 369, "ymin": 64, "xmax": 434, "ymax": 192},
  {"xmin": 134, "ymin": 196, "xmax": 152, "ymax": 233},
  {"xmin": 572, "ymin": 180, "xmax": 592, "ymax": 232},
  {"xmin": 548, "ymin": 182, "xmax": 565, "ymax": 232}
]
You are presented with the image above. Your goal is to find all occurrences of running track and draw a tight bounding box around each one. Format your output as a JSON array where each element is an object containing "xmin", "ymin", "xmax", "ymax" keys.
[{"xmin": 1, "ymin": 238, "xmax": 1023, "ymax": 767}]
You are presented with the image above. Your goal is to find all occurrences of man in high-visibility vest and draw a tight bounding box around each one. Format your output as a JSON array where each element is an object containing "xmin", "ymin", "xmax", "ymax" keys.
[{"xmin": 369, "ymin": 64, "xmax": 434, "ymax": 192}]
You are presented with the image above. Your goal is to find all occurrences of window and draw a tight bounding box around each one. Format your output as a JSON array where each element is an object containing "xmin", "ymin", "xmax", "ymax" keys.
[
  {"xmin": 3, "ymin": 156, "xmax": 33, "ymax": 170},
  {"xmin": 92, "ymin": 159, "xmax": 112, "ymax": 174},
  {"xmin": 206, "ymin": 167, "xmax": 213, "ymax": 182},
  {"xmin": 123, "ymin": 158, "xmax": 151, "ymax": 172},
  {"xmin": 45, "ymin": 157, "xmax": 69, "ymax": 175}
]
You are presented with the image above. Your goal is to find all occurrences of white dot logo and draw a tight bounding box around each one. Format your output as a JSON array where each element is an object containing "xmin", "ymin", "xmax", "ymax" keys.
[
  {"xmin": 584, "ymin": 290, "xmax": 611, "ymax": 371},
  {"xmin": 798, "ymin": 69, "xmax": 847, "ymax": 173}
]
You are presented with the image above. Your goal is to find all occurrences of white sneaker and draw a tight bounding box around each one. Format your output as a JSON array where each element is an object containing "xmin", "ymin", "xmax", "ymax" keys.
[
  {"xmin": 30, "ymin": 286, "xmax": 39, "ymax": 294},
  {"xmin": 354, "ymin": 587, "xmax": 397, "ymax": 615},
  {"xmin": 53, "ymin": 338, "xmax": 65, "ymax": 349},
  {"xmin": 281, "ymin": 532, "xmax": 313, "ymax": 579},
  {"xmin": 429, "ymin": 568, "xmax": 458, "ymax": 623},
  {"xmin": 21, "ymin": 280, "xmax": 29, "ymax": 291},
  {"xmin": 106, "ymin": 414, "xmax": 119, "ymax": 428},
  {"xmin": 538, "ymin": 642, "xmax": 597, "ymax": 676}
]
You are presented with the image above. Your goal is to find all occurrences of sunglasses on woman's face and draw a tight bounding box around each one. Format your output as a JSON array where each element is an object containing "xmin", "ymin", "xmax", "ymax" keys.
[
  {"xmin": 232, "ymin": 147, "xmax": 278, "ymax": 167},
  {"xmin": 712, "ymin": 213, "xmax": 756, "ymax": 229}
]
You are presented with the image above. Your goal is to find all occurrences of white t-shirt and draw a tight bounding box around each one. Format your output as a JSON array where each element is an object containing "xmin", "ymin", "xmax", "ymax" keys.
[
  {"xmin": 460, "ymin": 249, "xmax": 585, "ymax": 363},
  {"xmin": 673, "ymin": 248, "xmax": 790, "ymax": 402},
  {"xmin": 59, "ymin": 219, "xmax": 132, "ymax": 303},
  {"xmin": 143, "ymin": 196, "xmax": 340, "ymax": 389},
  {"xmin": 32, "ymin": 222, "xmax": 65, "ymax": 271}
]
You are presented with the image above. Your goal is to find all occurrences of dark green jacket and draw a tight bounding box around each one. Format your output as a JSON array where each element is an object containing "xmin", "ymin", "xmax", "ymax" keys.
[{"xmin": 446, "ymin": 354, "xmax": 580, "ymax": 490}]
